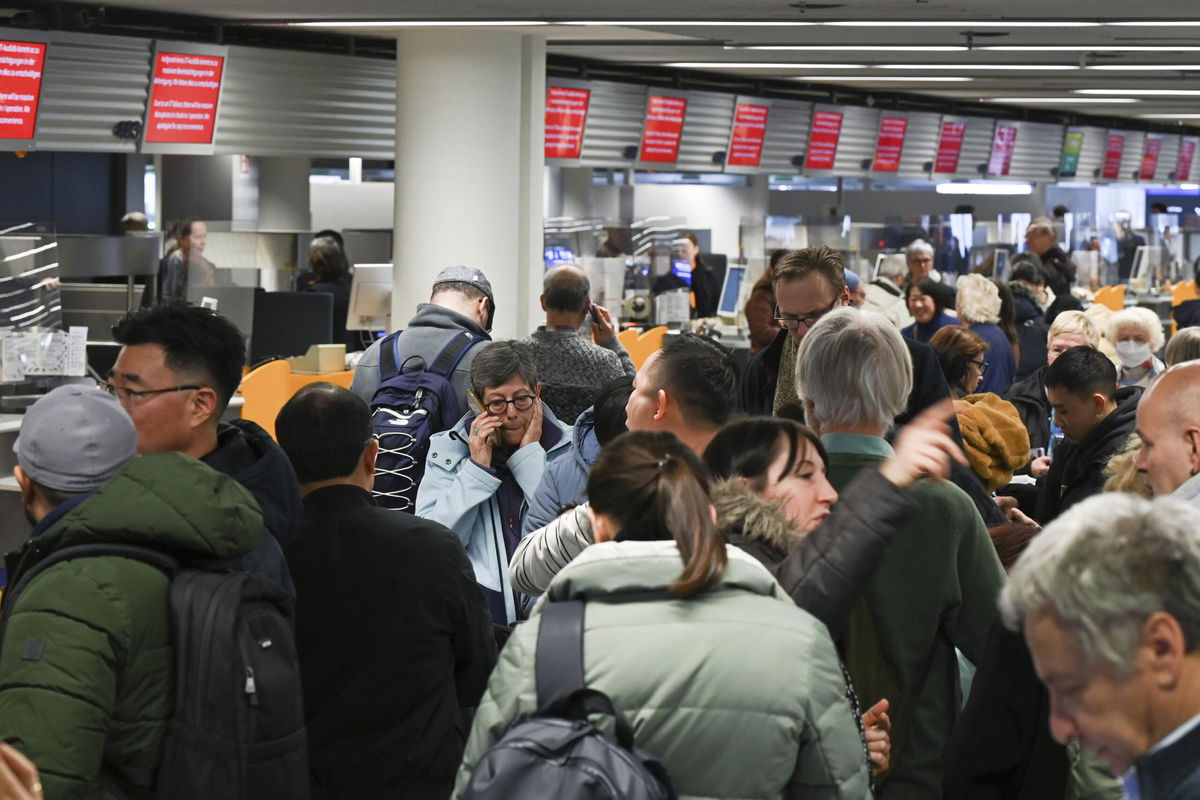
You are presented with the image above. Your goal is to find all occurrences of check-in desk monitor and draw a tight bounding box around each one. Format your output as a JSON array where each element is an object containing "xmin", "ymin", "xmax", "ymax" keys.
[
  {"xmin": 347, "ymin": 263, "xmax": 392, "ymax": 332},
  {"xmin": 717, "ymin": 266, "xmax": 746, "ymax": 322},
  {"xmin": 251, "ymin": 291, "xmax": 333, "ymax": 365}
]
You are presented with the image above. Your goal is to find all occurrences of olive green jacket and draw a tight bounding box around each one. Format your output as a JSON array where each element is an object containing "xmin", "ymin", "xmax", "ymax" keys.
[
  {"xmin": 0, "ymin": 453, "xmax": 263, "ymax": 800},
  {"xmin": 454, "ymin": 540, "xmax": 872, "ymax": 800}
]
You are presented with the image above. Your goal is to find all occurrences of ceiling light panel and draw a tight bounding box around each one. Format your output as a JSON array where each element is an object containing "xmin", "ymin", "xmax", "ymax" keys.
[{"xmin": 986, "ymin": 97, "xmax": 1140, "ymax": 103}]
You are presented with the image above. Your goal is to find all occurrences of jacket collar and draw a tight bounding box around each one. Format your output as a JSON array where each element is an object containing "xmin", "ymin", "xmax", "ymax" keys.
[
  {"xmin": 712, "ymin": 481, "xmax": 800, "ymax": 555},
  {"xmin": 301, "ymin": 483, "xmax": 375, "ymax": 515},
  {"xmin": 1171, "ymin": 472, "xmax": 1200, "ymax": 508},
  {"xmin": 1132, "ymin": 714, "xmax": 1200, "ymax": 800}
]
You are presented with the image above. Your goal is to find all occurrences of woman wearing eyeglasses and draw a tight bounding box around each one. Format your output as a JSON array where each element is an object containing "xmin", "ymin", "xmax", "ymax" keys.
[
  {"xmin": 929, "ymin": 325, "xmax": 989, "ymax": 399},
  {"xmin": 416, "ymin": 340, "xmax": 572, "ymax": 627}
]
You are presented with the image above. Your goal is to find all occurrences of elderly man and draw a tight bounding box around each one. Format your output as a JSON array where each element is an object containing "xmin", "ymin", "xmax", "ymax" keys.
[
  {"xmin": 864, "ymin": 255, "xmax": 913, "ymax": 330},
  {"xmin": 519, "ymin": 265, "xmax": 634, "ymax": 424},
  {"xmin": 1024, "ymin": 218, "xmax": 1082, "ymax": 323},
  {"xmin": 796, "ymin": 307, "xmax": 1006, "ymax": 798},
  {"xmin": 1000, "ymin": 493, "xmax": 1200, "ymax": 800},
  {"xmin": 1135, "ymin": 360, "xmax": 1200, "ymax": 504},
  {"xmin": 904, "ymin": 239, "xmax": 939, "ymax": 287}
]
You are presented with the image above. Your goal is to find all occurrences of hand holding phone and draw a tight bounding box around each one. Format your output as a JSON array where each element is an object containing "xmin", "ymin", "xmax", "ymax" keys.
[
  {"xmin": 466, "ymin": 390, "xmax": 501, "ymax": 467},
  {"xmin": 589, "ymin": 303, "xmax": 616, "ymax": 346}
]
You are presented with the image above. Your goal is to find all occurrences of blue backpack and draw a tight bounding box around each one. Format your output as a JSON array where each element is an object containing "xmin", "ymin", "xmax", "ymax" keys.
[{"xmin": 370, "ymin": 329, "xmax": 485, "ymax": 511}]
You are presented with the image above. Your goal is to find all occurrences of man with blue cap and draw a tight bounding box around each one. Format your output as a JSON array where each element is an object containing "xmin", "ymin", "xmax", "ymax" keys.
[{"xmin": 0, "ymin": 384, "xmax": 264, "ymax": 799}]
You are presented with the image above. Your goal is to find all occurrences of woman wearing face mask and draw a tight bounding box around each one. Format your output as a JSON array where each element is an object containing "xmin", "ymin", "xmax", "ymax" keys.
[{"xmin": 1106, "ymin": 306, "xmax": 1165, "ymax": 388}]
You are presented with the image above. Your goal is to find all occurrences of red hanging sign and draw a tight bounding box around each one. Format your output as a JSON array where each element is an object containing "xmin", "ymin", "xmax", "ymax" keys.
[
  {"xmin": 1102, "ymin": 132, "xmax": 1126, "ymax": 180},
  {"xmin": 726, "ymin": 103, "xmax": 769, "ymax": 167},
  {"xmin": 544, "ymin": 86, "xmax": 590, "ymax": 160},
  {"xmin": 933, "ymin": 120, "xmax": 966, "ymax": 174},
  {"xmin": 1139, "ymin": 135, "xmax": 1163, "ymax": 181},
  {"xmin": 805, "ymin": 110, "xmax": 843, "ymax": 170},
  {"xmin": 0, "ymin": 39, "xmax": 47, "ymax": 141},
  {"xmin": 639, "ymin": 95, "xmax": 687, "ymax": 163},
  {"xmin": 1176, "ymin": 138, "xmax": 1197, "ymax": 182},
  {"xmin": 986, "ymin": 122, "xmax": 1018, "ymax": 177},
  {"xmin": 873, "ymin": 115, "xmax": 908, "ymax": 172},
  {"xmin": 144, "ymin": 51, "xmax": 225, "ymax": 144}
]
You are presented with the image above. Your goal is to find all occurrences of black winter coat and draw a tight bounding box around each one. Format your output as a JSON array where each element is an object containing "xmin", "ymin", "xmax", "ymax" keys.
[
  {"xmin": 1010, "ymin": 285, "xmax": 1049, "ymax": 381},
  {"xmin": 1034, "ymin": 386, "xmax": 1142, "ymax": 524},
  {"xmin": 1005, "ymin": 365, "xmax": 1051, "ymax": 456}
]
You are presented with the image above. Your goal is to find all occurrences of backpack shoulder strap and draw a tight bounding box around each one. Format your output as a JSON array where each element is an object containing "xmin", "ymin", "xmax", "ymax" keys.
[
  {"xmin": 428, "ymin": 331, "xmax": 485, "ymax": 379},
  {"xmin": 378, "ymin": 330, "xmax": 404, "ymax": 379},
  {"xmin": 534, "ymin": 599, "xmax": 586, "ymax": 708}
]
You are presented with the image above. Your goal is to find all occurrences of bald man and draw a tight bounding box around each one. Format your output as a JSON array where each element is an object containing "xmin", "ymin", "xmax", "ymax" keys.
[
  {"xmin": 519, "ymin": 265, "xmax": 635, "ymax": 424},
  {"xmin": 1135, "ymin": 361, "xmax": 1200, "ymax": 503}
]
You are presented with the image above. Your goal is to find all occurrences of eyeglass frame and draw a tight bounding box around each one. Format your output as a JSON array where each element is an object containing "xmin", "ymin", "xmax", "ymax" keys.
[
  {"xmin": 773, "ymin": 297, "xmax": 840, "ymax": 332},
  {"xmin": 481, "ymin": 394, "xmax": 537, "ymax": 416},
  {"xmin": 969, "ymin": 359, "xmax": 990, "ymax": 373},
  {"xmin": 98, "ymin": 380, "xmax": 204, "ymax": 403}
]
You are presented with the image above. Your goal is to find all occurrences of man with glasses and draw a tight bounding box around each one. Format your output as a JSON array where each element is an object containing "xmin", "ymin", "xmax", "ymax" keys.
[
  {"xmin": 110, "ymin": 302, "xmax": 298, "ymax": 596},
  {"xmin": 416, "ymin": 340, "xmax": 572, "ymax": 625}
]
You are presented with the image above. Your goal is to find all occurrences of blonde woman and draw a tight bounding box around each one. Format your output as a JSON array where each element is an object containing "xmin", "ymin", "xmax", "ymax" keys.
[
  {"xmin": 1105, "ymin": 306, "xmax": 1165, "ymax": 388},
  {"xmin": 956, "ymin": 273, "xmax": 1016, "ymax": 395}
]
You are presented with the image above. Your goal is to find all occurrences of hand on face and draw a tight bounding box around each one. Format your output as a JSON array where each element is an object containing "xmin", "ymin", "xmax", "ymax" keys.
[
  {"xmin": 519, "ymin": 393, "xmax": 544, "ymax": 448},
  {"xmin": 468, "ymin": 413, "xmax": 502, "ymax": 468}
]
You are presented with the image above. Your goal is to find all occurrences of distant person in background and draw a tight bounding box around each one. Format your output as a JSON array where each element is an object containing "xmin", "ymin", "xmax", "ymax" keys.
[
  {"xmin": 744, "ymin": 248, "xmax": 788, "ymax": 354},
  {"xmin": 681, "ymin": 231, "xmax": 726, "ymax": 318},
  {"xmin": 1165, "ymin": 325, "xmax": 1200, "ymax": 366},
  {"xmin": 1050, "ymin": 203, "xmax": 1069, "ymax": 222},
  {"xmin": 1107, "ymin": 306, "xmax": 1166, "ymax": 388},
  {"xmin": 864, "ymin": 254, "xmax": 912, "ymax": 330},
  {"xmin": 298, "ymin": 235, "xmax": 360, "ymax": 352},
  {"xmin": 901, "ymin": 277, "xmax": 956, "ymax": 343},
  {"xmin": 845, "ymin": 268, "xmax": 866, "ymax": 306},
  {"xmin": 1115, "ymin": 212, "xmax": 1146, "ymax": 283},
  {"xmin": 120, "ymin": 211, "xmax": 148, "ymax": 232},
  {"xmin": 160, "ymin": 217, "xmax": 216, "ymax": 302},
  {"xmin": 904, "ymin": 239, "xmax": 940, "ymax": 286},
  {"xmin": 1008, "ymin": 260, "xmax": 1050, "ymax": 380},
  {"xmin": 1171, "ymin": 258, "xmax": 1200, "ymax": 330},
  {"xmin": 1025, "ymin": 217, "xmax": 1082, "ymax": 324},
  {"xmin": 956, "ymin": 274, "xmax": 1016, "ymax": 396}
]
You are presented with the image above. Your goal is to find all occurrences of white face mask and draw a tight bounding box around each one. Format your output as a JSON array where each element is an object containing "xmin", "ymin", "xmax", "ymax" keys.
[{"xmin": 1115, "ymin": 339, "xmax": 1152, "ymax": 368}]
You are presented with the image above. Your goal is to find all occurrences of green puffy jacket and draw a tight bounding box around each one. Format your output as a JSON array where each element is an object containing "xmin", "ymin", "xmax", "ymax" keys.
[
  {"xmin": 454, "ymin": 540, "xmax": 871, "ymax": 800},
  {"xmin": 0, "ymin": 452, "xmax": 263, "ymax": 800}
]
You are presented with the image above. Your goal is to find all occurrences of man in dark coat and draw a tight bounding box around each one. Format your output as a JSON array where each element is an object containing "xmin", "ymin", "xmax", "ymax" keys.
[
  {"xmin": 276, "ymin": 384, "xmax": 495, "ymax": 800},
  {"xmin": 1024, "ymin": 218, "xmax": 1082, "ymax": 325},
  {"xmin": 1034, "ymin": 346, "xmax": 1141, "ymax": 524}
]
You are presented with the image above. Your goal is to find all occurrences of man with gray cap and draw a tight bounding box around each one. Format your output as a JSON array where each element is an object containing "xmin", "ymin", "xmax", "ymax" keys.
[
  {"xmin": 350, "ymin": 265, "xmax": 494, "ymax": 412},
  {"xmin": 0, "ymin": 385, "xmax": 263, "ymax": 799}
]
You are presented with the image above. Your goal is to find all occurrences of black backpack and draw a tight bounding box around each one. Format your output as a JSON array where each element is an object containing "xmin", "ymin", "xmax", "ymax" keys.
[
  {"xmin": 0, "ymin": 543, "xmax": 309, "ymax": 800},
  {"xmin": 370, "ymin": 329, "xmax": 485, "ymax": 511},
  {"xmin": 462, "ymin": 600, "xmax": 676, "ymax": 800}
]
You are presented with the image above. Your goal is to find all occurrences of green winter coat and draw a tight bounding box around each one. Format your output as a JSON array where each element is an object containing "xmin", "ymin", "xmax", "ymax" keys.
[
  {"xmin": 0, "ymin": 452, "xmax": 263, "ymax": 800},
  {"xmin": 454, "ymin": 540, "xmax": 872, "ymax": 800}
]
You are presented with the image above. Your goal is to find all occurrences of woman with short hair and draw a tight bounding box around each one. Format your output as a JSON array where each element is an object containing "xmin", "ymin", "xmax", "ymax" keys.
[
  {"xmin": 900, "ymin": 277, "xmax": 955, "ymax": 343},
  {"xmin": 955, "ymin": 274, "xmax": 1017, "ymax": 395},
  {"xmin": 1106, "ymin": 306, "xmax": 1166, "ymax": 387}
]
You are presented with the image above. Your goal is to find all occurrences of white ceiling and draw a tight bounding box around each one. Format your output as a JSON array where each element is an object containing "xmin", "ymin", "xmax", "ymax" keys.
[{"xmin": 40, "ymin": 1, "xmax": 1200, "ymax": 124}]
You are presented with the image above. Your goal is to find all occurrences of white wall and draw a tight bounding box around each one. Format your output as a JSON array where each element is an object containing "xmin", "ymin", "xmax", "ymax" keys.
[
  {"xmin": 310, "ymin": 182, "xmax": 395, "ymax": 231},
  {"xmin": 633, "ymin": 180, "xmax": 769, "ymax": 257}
]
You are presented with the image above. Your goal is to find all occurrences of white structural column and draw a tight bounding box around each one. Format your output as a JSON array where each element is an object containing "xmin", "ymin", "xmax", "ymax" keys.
[{"xmin": 393, "ymin": 30, "xmax": 546, "ymax": 339}]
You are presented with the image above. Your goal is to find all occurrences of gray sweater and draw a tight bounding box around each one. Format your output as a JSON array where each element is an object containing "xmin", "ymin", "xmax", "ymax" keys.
[{"xmin": 517, "ymin": 327, "xmax": 635, "ymax": 424}]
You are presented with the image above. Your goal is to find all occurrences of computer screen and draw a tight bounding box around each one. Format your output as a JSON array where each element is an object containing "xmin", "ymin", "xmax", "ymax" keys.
[
  {"xmin": 671, "ymin": 258, "xmax": 693, "ymax": 285},
  {"xmin": 544, "ymin": 246, "xmax": 575, "ymax": 268},
  {"xmin": 251, "ymin": 291, "xmax": 334, "ymax": 366},
  {"xmin": 346, "ymin": 263, "xmax": 392, "ymax": 331},
  {"xmin": 717, "ymin": 266, "xmax": 746, "ymax": 317}
]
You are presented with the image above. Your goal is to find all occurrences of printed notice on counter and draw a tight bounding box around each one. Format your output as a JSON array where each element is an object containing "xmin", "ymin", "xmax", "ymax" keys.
[
  {"xmin": 639, "ymin": 95, "xmax": 688, "ymax": 163},
  {"xmin": 934, "ymin": 119, "xmax": 966, "ymax": 174},
  {"xmin": 144, "ymin": 51, "xmax": 225, "ymax": 144},
  {"xmin": 1139, "ymin": 134, "xmax": 1163, "ymax": 181},
  {"xmin": 0, "ymin": 39, "xmax": 46, "ymax": 140},
  {"xmin": 1102, "ymin": 132, "xmax": 1126, "ymax": 180},
  {"xmin": 727, "ymin": 103, "xmax": 769, "ymax": 167},
  {"xmin": 872, "ymin": 116, "xmax": 908, "ymax": 172},
  {"xmin": 805, "ymin": 110, "xmax": 843, "ymax": 170},
  {"xmin": 1, "ymin": 327, "xmax": 87, "ymax": 382},
  {"xmin": 545, "ymin": 86, "xmax": 590, "ymax": 160},
  {"xmin": 986, "ymin": 122, "xmax": 1018, "ymax": 177},
  {"xmin": 1176, "ymin": 138, "xmax": 1198, "ymax": 182}
]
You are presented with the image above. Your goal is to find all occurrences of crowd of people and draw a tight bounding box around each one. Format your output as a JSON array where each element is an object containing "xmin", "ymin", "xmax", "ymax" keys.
[{"xmin": 0, "ymin": 223, "xmax": 1198, "ymax": 800}]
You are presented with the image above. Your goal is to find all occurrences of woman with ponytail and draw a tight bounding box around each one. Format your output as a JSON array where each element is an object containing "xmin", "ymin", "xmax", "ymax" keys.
[{"xmin": 453, "ymin": 430, "xmax": 871, "ymax": 800}]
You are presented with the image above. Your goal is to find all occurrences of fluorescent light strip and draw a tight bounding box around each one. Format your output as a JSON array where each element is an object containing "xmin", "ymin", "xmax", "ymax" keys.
[
  {"xmin": 289, "ymin": 20, "xmax": 549, "ymax": 27},
  {"xmin": 878, "ymin": 64, "xmax": 1081, "ymax": 70},
  {"xmin": 562, "ymin": 20, "xmax": 819, "ymax": 26},
  {"xmin": 827, "ymin": 21, "xmax": 1100, "ymax": 27},
  {"xmin": 736, "ymin": 45, "xmax": 967, "ymax": 52},
  {"xmin": 1089, "ymin": 64, "xmax": 1200, "ymax": 71},
  {"xmin": 664, "ymin": 62, "xmax": 867, "ymax": 69},
  {"xmin": 1076, "ymin": 89, "xmax": 1200, "ymax": 96},
  {"xmin": 1138, "ymin": 114, "xmax": 1200, "ymax": 119},
  {"xmin": 794, "ymin": 75, "xmax": 973, "ymax": 82},
  {"xmin": 1106, "ymin": 21, "xmax": 1200, "ymax": 26},
  {"xmin": 985, "ymin": 45, "xmax": 1200, "ymax": 51},
  {"xmin": 936, "ymin": 182, "xmax": 1034, "ymax": 195},
  {"xmin": 986, "ymin": 97, "xmax": 1139, "ymax": 103}
]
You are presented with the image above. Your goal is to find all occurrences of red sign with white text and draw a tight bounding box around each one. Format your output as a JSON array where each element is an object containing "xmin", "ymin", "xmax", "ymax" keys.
[
  {"xmin": 544, "ymin": 86, "xmax": 590, "ymax": 160},
  {"xmin": 1102, "ymin": 133, "xmax": 1126, "ymax": 180},
  {"xmin": 0, "ymin": 40, "xmax": 46, "ymax": 140},
  {"xmin": 639, "ymin": 95, "xmax": 687, "ymax": 163},
  {"xmin": 873, "ymin": 116, "xmax": 908, "ymax": 172},
  {"xmin": 144, "ymin": 51, "xmax": 225, "ymax": 144},
  {"xmin": 805, "ymin": 110, "xmax": 843, "ymax": 170},
  {"xmin": 986, "ymin": 123, "xmax": 1018, "ymax": 177},
  {"xmin": 1139, "ymin": 135, "xmax": 1163, "ymax": 181},
  {"xmin": 933, "ymin": 120, "xmax": 966, "ymax": 174},
  {"xmin": 727, "ymin": 103, "xmax": 769, "ymax": 167},
  {"xmin": 1176, "ymin": 138, "xmax": 1197, "ymax": 182}
]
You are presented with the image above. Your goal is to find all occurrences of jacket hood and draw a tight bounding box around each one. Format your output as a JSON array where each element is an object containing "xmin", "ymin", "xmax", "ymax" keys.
[
  {"xmin": 570, "ymin": 407, "xmax": 601, "ymax": 471},
  {"xmin": 954, "ymin": 393, "xmax": 1031, "ymax": 491},
  {"xmin": 1009, "ymin": 283, "xmax": 1045, "ymax": 323},
  {"xmin": 407, "ymin": 302, "xmax": 490, "ymax": 339},
  {"xmin": 544, "ymin": 539, "xmax": 789, "ymax": 605},
  {"xmin": 214, "ymin": 420, "xmax": 302, "ymax": 546},
  {"xmin": 711, "ymin": 481, "xmax": 802, "ymax": 556},
  {"xmin": 38, "ymin": 451, "xmax": 262, "ymax": 559},
  {"xmin": 1076, "ymin": 385, "xmax": 1143, "ymax": 466}
]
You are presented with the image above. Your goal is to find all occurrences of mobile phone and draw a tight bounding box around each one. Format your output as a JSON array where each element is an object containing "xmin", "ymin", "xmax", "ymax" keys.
[
  {"xmin": 1029, "ymin": 447, "xmax": 1046, "ymax": 460},
  {"xmin": 590, "ymin": 304, "xmax": 602, "ymax": 324},
  {"xmin": 466, "ymin": 389, "xmax": 486, "ymax": 417}
]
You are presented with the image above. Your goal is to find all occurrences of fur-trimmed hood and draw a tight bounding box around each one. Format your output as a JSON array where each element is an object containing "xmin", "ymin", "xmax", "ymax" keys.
[{"xmin": 711, "ymin": 480, "xmax": 803, "ymax": 562}]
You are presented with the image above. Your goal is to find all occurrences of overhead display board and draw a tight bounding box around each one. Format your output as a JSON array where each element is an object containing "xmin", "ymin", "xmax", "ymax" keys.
[
  {"xmin": 544, "ymin": 83, "xmax": 590, "ymax": 162},
  {"xmin": 1102, "ymin": 132, "xmax": 1126, "ymax": 180},
  {"xmin": 1176, "ymin": 137, "xmax": 1198, "ymax": 182},
  {"xmin": 0, "ymin": 37, "xmax": 48, "ymax": 149},
  {"xmin": 872, "ymin": 114, "xmax": 909, "ymax": 172},
  {"xmin": 933, "ymin": 117, "xmax": 967, "ymax": 174},
  {"xmin": 638, "ymin": 93, "xmax": 688, "ymax": 165},
  {"xmin": 1139, "ymin": 134, "xmax": 1163, "ymax": 181},
  {"xmin": 725, "ymin": 98, "xmax": 770, "ymax": 172},
  {"xmin": 140, "ymin": 42, "xmax": 228, "ymax": 155},
  {"xmin": 986, "ymin": 121, "xmax": 1019, "ymax": 177},
  {"xmin": 1058, "ymin": 127, "xmax": 1085, "ymax": 179},
  {"xmin": 804, "ymin": 108, "xmax": 843, "ymax": 171}
]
